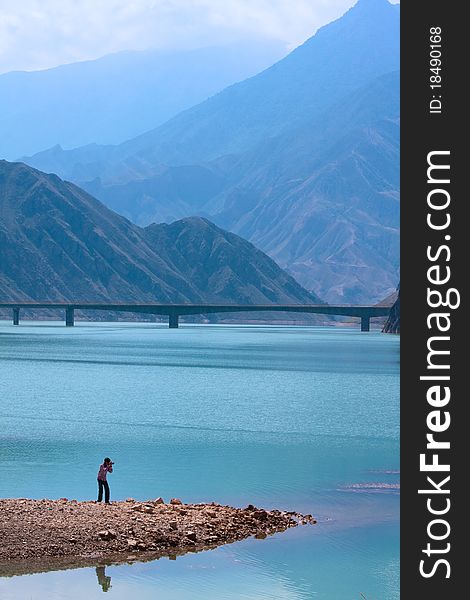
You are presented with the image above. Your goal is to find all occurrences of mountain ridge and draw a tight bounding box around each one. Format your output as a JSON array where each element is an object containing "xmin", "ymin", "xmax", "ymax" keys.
[
  {"xmin": 0, "ymin": 161, "xmax": 321, "ymax": 318},
  {"xmin": 1, "ymin": 42, "xmax": 286, "ymax": 160},
  {"xmin": 22, "ymin": 0, "xmax": 399, "ymax": 180},
  {"xmin": 83, "ymin": 70, "xmax": 400, "ymax": 303}
]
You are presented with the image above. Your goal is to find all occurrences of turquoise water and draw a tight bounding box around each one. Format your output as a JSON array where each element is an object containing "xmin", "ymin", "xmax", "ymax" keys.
[{"xmin": 0, "ymin": 322, "xmax": 399, "ymax": 599}]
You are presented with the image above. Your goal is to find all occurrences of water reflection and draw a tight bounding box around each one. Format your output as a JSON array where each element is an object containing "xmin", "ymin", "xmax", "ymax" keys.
[{"xmin": 96, "ymin": 566, "xmax": 112, "ymax": 592}]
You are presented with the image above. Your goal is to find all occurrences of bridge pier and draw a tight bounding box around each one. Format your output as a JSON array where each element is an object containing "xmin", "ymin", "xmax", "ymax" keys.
[
  {"xmin": 0, "ymin": 303, "xmax": 391, "ymax": 328},
  {"xmin": 169, "ymin": 313, "xmax": 179, "ymax": 329},
  {"xmin": 65, "ymin": 307, "xmax": 75, "ymax": 327}
]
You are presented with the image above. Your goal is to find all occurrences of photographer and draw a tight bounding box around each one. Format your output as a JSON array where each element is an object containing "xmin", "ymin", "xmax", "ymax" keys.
[{"xmin": 97, "ymin": 457, "xmax": 114, "ymax": 504}]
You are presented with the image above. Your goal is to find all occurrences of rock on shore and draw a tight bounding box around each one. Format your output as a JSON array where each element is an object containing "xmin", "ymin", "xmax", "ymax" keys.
[
  {"xmin": 383, "ymin": 286, "xmax": 400, "ymax": 333},
  {"xmin": 0, "ymin": 498, "xmax": 316, "ymax": 574}
]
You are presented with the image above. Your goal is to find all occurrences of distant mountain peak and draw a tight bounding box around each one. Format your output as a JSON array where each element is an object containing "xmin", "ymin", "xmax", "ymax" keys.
[
  {"xmin": 328, "ymin": 0, "xmax": 398, "ymax": 28},
  {"xmin": 353, "ymin": 0, "xmax": 395, "ymax": 8}
]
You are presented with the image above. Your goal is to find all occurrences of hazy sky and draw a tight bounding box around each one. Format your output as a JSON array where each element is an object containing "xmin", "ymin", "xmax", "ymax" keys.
[{"xmin": 0, "ymin": 0, "xmax": 398, "ymax": 75}]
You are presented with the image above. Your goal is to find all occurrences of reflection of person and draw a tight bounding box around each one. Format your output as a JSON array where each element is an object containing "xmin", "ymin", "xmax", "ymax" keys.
[
  {"xmin": 96, "ymin": 566, "xmax": 112, "ymax": 592},
  {"xmin": 97, "ymin": 457, "xmax": 113, "ymax": 504}
]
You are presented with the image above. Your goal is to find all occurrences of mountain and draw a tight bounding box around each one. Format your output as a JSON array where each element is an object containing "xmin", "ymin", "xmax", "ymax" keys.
[
  {"xmin": 0, "ymin": 161, "xmax": 320, "ymax": 315},
  {"xmin": 21, "ymin": 0, "xmax": 400, "ymax": 304},
  {"xmin": 111, "ymin": 0, "xmax": 400, "ymax": 169},
  {"xmin": 23, "ymin": 0, "xmax": 399, "ymax": 182},
  {"xmin": 83, "ymin": 70, "xmax": 400, "ymax": 304},
  {"xmin": 0, "ymin": 42, "xmax": 286, "ymax": 160},
  {"xmin": 143, "ymin": 218, "xmax": 319, "ymax": 305},
  {"xmin": 212, "ymin": 70, "xmax": 400, "ymax": 303}
]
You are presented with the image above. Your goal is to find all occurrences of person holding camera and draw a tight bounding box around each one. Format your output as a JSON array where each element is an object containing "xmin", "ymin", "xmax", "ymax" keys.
[{"xmin": 97, "ymin": 457, "xmax": 114, "ymax": 504}]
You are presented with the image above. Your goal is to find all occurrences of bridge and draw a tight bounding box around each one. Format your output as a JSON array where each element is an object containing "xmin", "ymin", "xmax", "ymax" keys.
[{"xmin": 0, "ymin": 302, "xmax": 391, "ymax": 332}]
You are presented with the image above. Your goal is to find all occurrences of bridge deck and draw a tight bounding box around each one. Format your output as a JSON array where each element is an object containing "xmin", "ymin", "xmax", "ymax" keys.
[
  {"xmin": 0, "ymin": 302, "xmax": 390, "ymax": 317},
  {"xmin": 0, "ymin": 302, "xmax": 391, "ymax": 331}
]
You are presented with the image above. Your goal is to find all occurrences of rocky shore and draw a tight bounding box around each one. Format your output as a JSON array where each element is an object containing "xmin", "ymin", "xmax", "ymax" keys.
[
  {"xmin": 383, "ymin": 286, "xmax": 400, "ymax": 334},
  {"xmin": 0, "ymin": 497, "xmax": 316, "ymax": 576}
]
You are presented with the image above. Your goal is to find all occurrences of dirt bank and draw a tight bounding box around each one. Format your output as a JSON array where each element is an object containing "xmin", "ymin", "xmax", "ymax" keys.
[{"xmin": 0, "ymin": 497, "xmax": 316, "ymax": 576}]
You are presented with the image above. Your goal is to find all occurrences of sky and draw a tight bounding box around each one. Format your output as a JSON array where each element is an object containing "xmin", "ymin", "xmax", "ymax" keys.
[{"xmin": 0, "ymin": 0, "xmax": 398, "ymax": 75}]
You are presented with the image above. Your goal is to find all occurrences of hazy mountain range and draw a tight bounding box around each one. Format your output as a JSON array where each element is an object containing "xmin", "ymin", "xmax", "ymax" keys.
[
  {"xmin": 0, "ymin": 42, "xmax": 286, "ymax": 160},
  {"xmin": 24, "ymin": 0, "xmax": 399, "ymax": 178},
  {"xmin": 13, "ymin": 0, "xmax": 400, "ymax": 305},
  {"xmin": 0, "ymin": 161, "xmax": 320, "ymax": 318},
  {"xmin": 75, "ymin": 69, "xmax": 399, "ymax": 304}
]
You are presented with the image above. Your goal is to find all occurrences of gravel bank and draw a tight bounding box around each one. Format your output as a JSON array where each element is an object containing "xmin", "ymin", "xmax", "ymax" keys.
[{"xmin": 0, "ymin": 497, "xmax": 316, "ymax": 575}]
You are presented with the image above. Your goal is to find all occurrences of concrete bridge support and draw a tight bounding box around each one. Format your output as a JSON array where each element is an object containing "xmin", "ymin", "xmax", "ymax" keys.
[
  {"xmin": 13, "ymin": 308, "xmax": 20, "ymax": 325},
  {"xmin": 361, "ymin": 316, "xmax": 370, "ymax": 332},
  {"xmin": 169, "ymin": 313, "xmax": 179, "ymax": 328},
  {"xmin": 65, "ymin": 307, "xmax": 75, "ymax": 327}
]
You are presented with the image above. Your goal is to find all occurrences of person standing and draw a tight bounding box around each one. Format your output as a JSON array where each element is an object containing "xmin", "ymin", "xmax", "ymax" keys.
[{"xmin": 97, "ymin": 457, "xmax": 113, "ymax": 504}]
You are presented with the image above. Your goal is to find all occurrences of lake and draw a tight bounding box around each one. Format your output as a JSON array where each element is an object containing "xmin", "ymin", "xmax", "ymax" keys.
[{"xmin": 0, "ymin": 322, "xmax": 399, "ymax": 599}]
